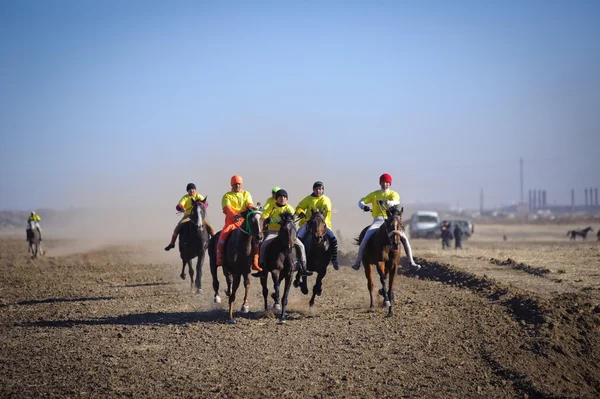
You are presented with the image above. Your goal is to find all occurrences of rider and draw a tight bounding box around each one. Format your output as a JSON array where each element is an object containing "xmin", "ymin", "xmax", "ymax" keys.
[
  {"xmin": 254, "ymin": 189, "xmax": 310, "ymax": 278},
  {"xmin": 164, "ymin": 183, "xmax": 214, "ymax": 251},
  {"xmin": 215, "ymin": 175, "xmax": 261, "ymax": 272},
  {"xmin": 260, "ymin": 186, "xmax": 280, "ymax": 232},
  {"xmin": 351, "ymin": 173, "xmax": 420, "ymax": 270},
  {"xmin": 26, "ymin": 211, "xmax": 42, "ymax": 241},
  {"xmin": 295, "ymin": 181, "xmax": 339, "ymax": 270}
]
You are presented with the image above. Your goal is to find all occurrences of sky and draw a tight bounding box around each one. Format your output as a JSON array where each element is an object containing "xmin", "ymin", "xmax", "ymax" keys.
[{"xmin": 1, "ymin": 0, "xmax": 599, "ymax": 221}]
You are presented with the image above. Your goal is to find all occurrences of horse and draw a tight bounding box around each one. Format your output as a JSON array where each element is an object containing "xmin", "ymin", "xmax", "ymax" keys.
[
  {"xmin": 259, "ymin": 212, "xmax": 297, "ymax": 323},
  {"xmin": 26, "ymin": 222, "xmax": 43, "ymax": 259},
  {"xmin": 354, "ymin": 205, "xmax": 404, "ymax": 316},
  {"xmin": 178, "ymin": 197, "xmax": 210, "ymax": 293},
  {"xmin": 567, "ymin": 226, "xmax": 593, "ymax": 240},
  {"xmin": 294, "ymin": 209, "xmax": 333, "ymax": 307},
  {"xmin": 221, "ymin": 207, "xmax": 263, "ymax": 323},
  {"xmin": 208, "ymin": 233, "xmax": 225, "ymax": 304}
]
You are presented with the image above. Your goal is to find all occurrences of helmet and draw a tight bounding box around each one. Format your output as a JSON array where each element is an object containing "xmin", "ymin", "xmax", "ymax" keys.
[
  {"xmin": 313, "ymin": 181, "xmax": 324, "ymax": 190},
  {"xmin": 275, "ymin": 189, "xmax": 288, "ymax": 199},
  {"xmin": 31, "ymin": 211, "xmax": 36, "ymax": 216},
  {"xmin": 271, "ymin": 186, "xmax": 281, "ymax": 194},
  {"xmin": 186, "ymin": 183, "xmax": 196, "ymax": 191},
  {"xmin": 231, "ymin": 175, "xmax": 243, "ymax": 185},
  {"xmin": 379, "ymin": 173, "xmax": 392, "ymax": 184}
]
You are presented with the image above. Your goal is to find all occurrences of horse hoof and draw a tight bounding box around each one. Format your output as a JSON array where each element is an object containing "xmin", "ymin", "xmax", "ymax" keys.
[
  {"xmin": 301, "ymin": 286, "xmax": 309, "ymax": 295},
  {"xmin": 214, "ymin": 295, "xmax": 222, "ymax": 304},
  {"xmin": 378, "ymin": 288, "xmax": 385, "ymax": 296},
  {"xmin": 227, "ymin": 319, "xmax": 237, "ymax": 324},
  {"xmin": 274, "ymin": 303, "xmax": 281, "ymax": 310},
  {"xmin": 180, "ymin": 273, "xmax": 186, "ymax": 280},
  {"xmin": 241, "ymin": 305, "xmax": 249, "ymax": 313},
  {"xmin": 278, "ymin": 319, "xmax": 286, "ymax": 324},
  {"xmin": 196, "ymin": 288, "xmax": 203, "ymax": 294},
  {"xmin": 293, "ymin": 280, "xmax": 300, "ymax": 288},
  {"xmin": 384, "ymin": 300, "xmax": 391, "ymax": 307},
  {"xmin": 309, "ymin": 300, "xmax": 315, "ymax": 307}
]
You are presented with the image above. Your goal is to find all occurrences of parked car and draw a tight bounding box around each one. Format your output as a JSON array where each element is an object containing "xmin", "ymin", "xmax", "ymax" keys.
[
  {"xmin": 418, "ymin": 219, "xmax": 474, "ymax": 239},
  {"xmin": 409, "ymin": 211, "xmax": 440, "ymax": 238}
]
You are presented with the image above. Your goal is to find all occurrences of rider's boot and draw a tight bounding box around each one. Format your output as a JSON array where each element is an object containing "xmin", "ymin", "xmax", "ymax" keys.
[
  {"xmin": 330, "ymin": 236, "xmax": 339, "ymax": 270},
  {"xmin": 164, "ymin": 234, "xmax": 177, "ymax": 251}
]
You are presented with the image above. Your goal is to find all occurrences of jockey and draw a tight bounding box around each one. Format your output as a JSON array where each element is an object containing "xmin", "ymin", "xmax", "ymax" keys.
[
  {"xmin": 351, "ymin": 173, "xmax": 420, "ymax": 270},
  {"xmin": 216, "ymin": 175, "xmax": 261, "ymax": 272},
  {"xmin": 295, "ymin": 181, "xmax": 339, "ymax": 270},
  {"xmin": 26, "ymin": 211, "xmax": 42, "ymax": 241},
  {"xmin": 164, "ymin": 183, "xmax": 214, "ymax": 251},
  {"xmin": 254, "ymin": 189, "xmax": 310, "ymax": 278},
  {"xmin": 260, "ymin": 186, "xmax": 280, "ymax": 231}
]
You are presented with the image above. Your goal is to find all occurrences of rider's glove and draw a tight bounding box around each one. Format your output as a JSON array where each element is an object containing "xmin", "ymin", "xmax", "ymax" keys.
[
  {"xmin": 363, "ymin": 206, "xmax": 371, "ymax": 212},
  {"xmin": 176, "ymin": 204, "xmax": 185, "ymax": 212}
]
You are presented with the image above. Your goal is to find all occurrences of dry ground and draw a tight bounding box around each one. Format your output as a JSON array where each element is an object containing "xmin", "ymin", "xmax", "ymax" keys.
[{"xmin": 1, "ymin": 223, "xmax": 599, "ymax": 398}]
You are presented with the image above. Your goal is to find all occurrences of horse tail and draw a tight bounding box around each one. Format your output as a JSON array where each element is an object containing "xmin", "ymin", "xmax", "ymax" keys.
[{"xmin": 353, "ymin": 237, "xmax": 361, "ymax": 246}]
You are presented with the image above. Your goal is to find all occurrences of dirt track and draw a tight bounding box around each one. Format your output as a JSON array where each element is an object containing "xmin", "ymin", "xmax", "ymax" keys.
[{"xmin": 1, "ymin": 237, "xmax": 599, "ymax": 398}]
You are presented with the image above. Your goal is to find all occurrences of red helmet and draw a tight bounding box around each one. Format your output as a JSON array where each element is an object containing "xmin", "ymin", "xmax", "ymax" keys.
[
  {"xmin": 379, "ymin": 173, "xmax": 392, "ymax": 184},
  {"xmin": 230, "ymin": 175, "xmax": 243, "ymax": 185}
]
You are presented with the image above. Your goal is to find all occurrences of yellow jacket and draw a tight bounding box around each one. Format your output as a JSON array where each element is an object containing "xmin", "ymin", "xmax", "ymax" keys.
[
  {"xmin": 261, "ymin": 197, "xmax": 276, "ymax": 214},
  {"xmin": 27, "ymin": 214, "xmax": 41, "ymax": 222},
  {"xmin": 360, "ymin": 190, "xmax": 400, "ymax": 218},
  {"xmin": 221, "ymin": 190, "xmax": 254, "ymax": 224},
  {"xmin": 178, "ymin": 193, "xmax": 206, "ymax": 215},
  {"xmin": 295, "ymin": 194, "xmax": 332, "ymax": 228},
  {"xmin": 262, "ymin": 203, "xmax": 295, "ymax": 231}
]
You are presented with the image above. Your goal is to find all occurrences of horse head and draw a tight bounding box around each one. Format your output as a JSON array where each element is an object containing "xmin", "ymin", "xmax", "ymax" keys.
[
  {"xmin": 308, "ymin": 209, "xmax": 326, "ymax": 244},
  {"xmin": 277, "ymin": 212, "xmax": 297, "ymax": 250},
  {"xmin": 190, "ymin": 196, "xmax": 208, "ymax": 230},
  {"xmin": 385, "ymin": 206, "xmax": 404, "ymax": 250},
  {"xmin": 241, "ymin": 206, "xmax": 263, "ymax": 242}
]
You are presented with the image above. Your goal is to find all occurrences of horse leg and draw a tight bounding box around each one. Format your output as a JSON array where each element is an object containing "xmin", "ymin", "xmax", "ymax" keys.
[
  {"xmin": 309, "ymin": 270, "xmax": 326, "ymax": 307},
  {"xmin": 228, "ymin": 273, "xmax": 241, "ymax": 323},
  {"xmin": 195, "ymin": 252, "xmax": 204, "ymax": 294},
  {"xmin": 279, "ymin": 272, "xmax": 294, "ymax": 323},
  {"xmin": 180, "ymin": 259, "xmax": 187, "ymax": 280},
  {"xmin": 365, "ymin": 264, "xmax": 375, "ymax": 309},
  {"xmin": 387, "ymin": 265, "xmax": 397, "ymax": 317},
  {"xmin": 377, "ymin": 261, "xmax": 390, "ymax": 308},
  {"xmin": 211, "ymin": 261, "xmax": 221, "ymax": 303},
  {"xmin": 225, "ymin": 271, "xmax": 233, "ymax": 297},
  {"xmin": 188, "ymin": 260, "xmax": 194, "ymax": 291},
  {"xmin": 241, "ymin": 271, "xmax": 250, "ymax": 313},
  {"xmin": 261, "ymin": 273, "xmax": 269, "ymax": 312},
  {"xmin": 271, "ymin": 270, "xmax": 281, "ymax": 310}
]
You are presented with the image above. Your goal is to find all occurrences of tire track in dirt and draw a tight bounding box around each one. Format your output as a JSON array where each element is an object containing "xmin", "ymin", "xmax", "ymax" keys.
[{"xmin": 406, "ymin": 257, "xmax": 600, "ymax": 398}]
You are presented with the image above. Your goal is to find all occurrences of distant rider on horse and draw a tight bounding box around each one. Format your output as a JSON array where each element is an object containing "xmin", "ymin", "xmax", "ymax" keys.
[
  {"xmin": 26, "ymin": 211, "xmax": 42, "ymax": 241},
  {"xmin": 215, "ymin": 175, "xmax": 261, "ymax": 273},
  {"xmin": 165, "ymin": 183, "xmax": 214, "ymax": 251},
  {"xmin": 295, "ymin": 181, "xmax": 339, "ymax": 270},
  {"xmin": 351, "ymin": 173, "xmax": 420, "ymax": 270}
]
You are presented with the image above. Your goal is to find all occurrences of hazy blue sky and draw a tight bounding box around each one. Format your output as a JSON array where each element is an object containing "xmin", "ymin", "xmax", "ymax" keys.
[{"xmin": 1, "ymin": 0, "xmax": 599, "ymax": 212}]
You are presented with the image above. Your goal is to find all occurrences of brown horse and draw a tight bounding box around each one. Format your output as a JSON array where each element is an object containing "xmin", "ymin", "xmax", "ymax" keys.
[
  {"xmin": 222, "ymin": 208, "xmax": 263, "ymax": 323},
  {"xmin": 259, "ymin": 212, "xmax": 296, "ymax": 323},
  {"xmin": 567, "ymin": 226, "xmax": 593, "ymax": 240},
  {"xmin": 294, "ymin": 210, "xmax": 333, "ymax": 307},
  {"xmin": 177, "ymin": 197, "xmax": 210, "ymax": 293},
  {"xmin": 355, "ymin": 206, "xmax": 404, "ymax": 316}
]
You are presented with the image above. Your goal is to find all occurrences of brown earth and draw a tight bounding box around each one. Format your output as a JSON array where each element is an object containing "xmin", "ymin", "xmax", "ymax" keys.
[{"xmin": 1, "ymin": 234, "xmax": 599, "ymax": 398}]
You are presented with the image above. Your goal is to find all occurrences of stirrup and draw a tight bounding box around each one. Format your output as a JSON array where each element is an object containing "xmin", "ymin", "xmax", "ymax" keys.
[
  {"xmin": 351, "ymin": 262, "xmax": 361, "ymax": 271},
  {"xmin": 252, "ymin": 269, "xmax": 265, "ymax": 278}
]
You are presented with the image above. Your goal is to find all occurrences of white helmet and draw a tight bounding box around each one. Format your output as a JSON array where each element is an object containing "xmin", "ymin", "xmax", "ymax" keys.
[{"xmin": 31, "ymin": 211, "xmax": 36, "ymax": 216}]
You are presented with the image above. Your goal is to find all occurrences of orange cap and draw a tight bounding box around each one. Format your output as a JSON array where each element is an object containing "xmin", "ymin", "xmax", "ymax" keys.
[{"xmin": 231, "ymin": 175, "xmax": 243, "ymax": 185}]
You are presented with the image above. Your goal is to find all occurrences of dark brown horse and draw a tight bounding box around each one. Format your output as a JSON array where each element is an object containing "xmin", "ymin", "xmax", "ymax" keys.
[
  {"xmin": 259, "ymin": 212, "xmax": 296, "ymax": 323},
  {"xmin": 355, "ymin": 206, "xmax": 404, "ymax": 316},
  {"xmin": 178, "ymin": 197, "xmax": 210, "ymax": 293},
  {"xmin": 294, "ymin": 210, "xmax": 333, "ymax": 307},
  {"xmin": 222, "ymin": 208, "xmax": 263, "ymax": 323},
  {"xmin": 567, "ymin": 226, "xmax": 593, "ymax": 240}
]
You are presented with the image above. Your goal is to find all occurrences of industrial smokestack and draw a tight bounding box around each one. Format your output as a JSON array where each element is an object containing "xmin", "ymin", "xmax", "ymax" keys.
[
  {"xmin": 585, "ymin": 188, "xmax": 589, "ymax": 207},
  {"xmin": 528, "ymin": 190, "xmax": 532, "ymax": 211},
  {"xmin": 542, "ymin": 190, "xmax": 547, "ymax": 209},
  {"xmin": 533, "ymin": 190, "xmax": 537, "ymax": 211},
  {"xmin": 480, "ymin": 188, "xmax": 484, "ymax": 214},
  {"xmin": 595, "ymin": 188, "xmax": 599, "ymax": 206}
]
